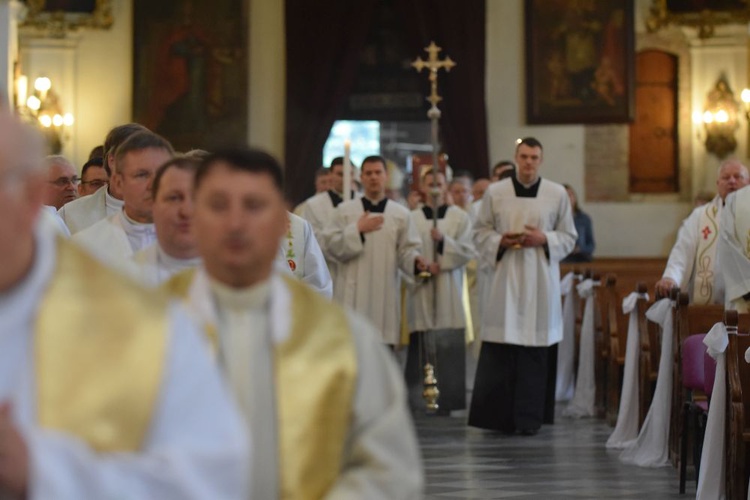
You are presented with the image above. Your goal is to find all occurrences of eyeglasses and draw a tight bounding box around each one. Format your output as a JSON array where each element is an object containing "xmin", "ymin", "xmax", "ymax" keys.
[
  {"xmin": 49, "ymin": 176, "xmax": 81, "ymax": 187},
  {"xmin": 80, "ymin": 179, "xmax": 108, "ymax": 189}
]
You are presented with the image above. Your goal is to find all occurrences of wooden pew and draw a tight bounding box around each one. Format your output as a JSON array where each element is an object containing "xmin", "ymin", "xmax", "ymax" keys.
[
  {"xmin": 603, "ymin": 275, "xmax": 623, "ymax": 426},
  {"xmin": 591, "ymin": 271, "xmax": 608, "ymax": 419},
  {"xmin": 670, "ymin": 294, "xmax": 723, "ymax": 466},
  {"xmin": 724, "ymin": 310, "xmax": 750, "ymax": 500}
]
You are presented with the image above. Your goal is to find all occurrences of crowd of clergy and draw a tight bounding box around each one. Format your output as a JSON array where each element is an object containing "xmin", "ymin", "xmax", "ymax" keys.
[{"xmin": 4, "ymin": 99, "xmax": 616, "ymax": 498}]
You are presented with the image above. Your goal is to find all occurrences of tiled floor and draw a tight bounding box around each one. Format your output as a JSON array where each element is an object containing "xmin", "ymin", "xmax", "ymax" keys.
[{"xmin": 416, "ymin": 409, "xmax": 696, "ymax": 499}]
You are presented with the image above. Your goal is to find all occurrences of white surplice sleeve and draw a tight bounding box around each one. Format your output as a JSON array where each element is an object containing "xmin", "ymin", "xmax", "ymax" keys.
[
  {"xmin": 473, "ymin": 193, "xmax": 502, "ymax": 265},
  {"xmin": 544, "ymin": 189, "xmax": 577, "ymax": 262},
  {"xmin": 439, "ymin": 211, "xmax": 475, "ymax": 271},
  {"xmin": 397, "ymin": 214, "xmax": 422, "ymax": 278},
  {"xmin": 325, "ymin": 312, "xmax": 423, "ymax": 500},
  {"xmin": 301, "ymin": 219, "xmax": 333, "ymax": 298},
  {"xmin": 324, "ymin": 207, "xmax": 366, "ymax": 263},
  {"xmin": 25, "ymin": 304, "xmax": 249, "ymax": 500},
  {"xmin": 662, "ymin": 207, "xmax": 700, "ymax": 287},
  {"xmin": 719, "ymin": 192, "xmax": 750, "ymax": 304}
]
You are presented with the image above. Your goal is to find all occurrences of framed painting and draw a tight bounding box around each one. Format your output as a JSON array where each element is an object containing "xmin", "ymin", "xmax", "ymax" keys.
[
  {"xmin": 647, "ymin": 0, "xmax": 750, "ymax": 38},
  {"xmin": 524, "ymin": 0, "xmax": 635, "ymax": 125},
  {"xmin": 132, "ymin": 0, "xmax": 247, "ymax": 152},
  {"xmin": 20, "ymin": 0, "xmax": 113, "ymax": 35}
]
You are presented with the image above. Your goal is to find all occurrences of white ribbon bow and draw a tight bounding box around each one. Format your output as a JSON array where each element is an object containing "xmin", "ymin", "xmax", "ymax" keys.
[{"xmin": 622, "ymin": 292, "xmax": 650, "ymax": 315}]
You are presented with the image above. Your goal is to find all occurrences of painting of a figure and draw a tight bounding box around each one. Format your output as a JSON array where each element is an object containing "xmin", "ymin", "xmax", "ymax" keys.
[
  {"xmin": 133, "ymin": 0, "xmax": 247, "ymax": 151},
  {"xmin": 41, "ymin": 0, "xmax": 96, "ymax": 12},
  {"xmin": 525, "ymin": 0, "xmax": 634, "ymax": 124}
]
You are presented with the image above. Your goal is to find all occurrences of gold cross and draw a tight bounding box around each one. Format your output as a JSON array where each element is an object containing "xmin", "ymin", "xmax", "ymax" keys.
[{"xmin": 411, "ymin": 41, "xmax": 456, "ymax": 108}]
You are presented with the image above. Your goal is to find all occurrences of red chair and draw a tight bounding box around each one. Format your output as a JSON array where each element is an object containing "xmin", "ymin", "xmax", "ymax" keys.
[{"xmin": 679, "ymin": 334, "xmax": 710, "ymax": 493}]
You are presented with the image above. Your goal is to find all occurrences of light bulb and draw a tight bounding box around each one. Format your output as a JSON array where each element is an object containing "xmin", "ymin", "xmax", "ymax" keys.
[
  {"xmin": 52, "ymin": 114, "xmax": 63, "ymax": 127},
  {"xmin": 39, "ymin": 115, "xmax": 52, "ymax": 128},
  {"xmin": 34, "ymin": 77, "xmax": 51, "ymax": 93},
  {"xmin": 742, "ymin": 88, "xmax": 750, "ymax": 103},
  {"xmin": 715, "ymin": 109, "xmax": 729, "ymax": 123},
  {"xmin": 26, "ymin": 96, "xmax": 41, "ymax": 111},
  {"xmin": 63, "ymin": 113, "xmax": 74, "ymax": 126},
  {"xmin": 703, "ymin": 111, "xmax": 714, "ymax": 124}
]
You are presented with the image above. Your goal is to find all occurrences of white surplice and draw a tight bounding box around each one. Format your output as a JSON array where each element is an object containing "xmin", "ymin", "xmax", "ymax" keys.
[
  {"xmin": 407, "ymin": 205, "xmax": 474, "ymax": 331},
  {"xmin": 184, "ymin": 267, "xmax": 424, "ymax": 500},
  {"xmin": 274, "ymin": 212, "xmax": 332, "ymax": 298},
  {"xmin": 719, "ymin": 187, "xmax": 750, "ymax": 311},
  {"xmin": 0, "ymin": 225, "xmax": 249, "ymax": 500},
  {"xmin": 57, "ymin": 185, "xmax": 123, "ymax": 235},
  {"xmin": 72, "ymin": 210, "xmax": 156, "ymax": 274},
  {"xmin": 662, "ymin": 196, "xmax": 724, "ymax": 304},
  {"xmin": 323, "ymin": 198, "xmax": 422, "ymax": 344},
  {"xmin": 41, "ymin": 206, "xmax": 71, "ymax": 237},
  {"xmin": 132, "ymin": 243, "xmax": 201, "ymax": 287},
  {"xmin": 473, "ymin": 178, "xmax": 577, "ymax": 346}
]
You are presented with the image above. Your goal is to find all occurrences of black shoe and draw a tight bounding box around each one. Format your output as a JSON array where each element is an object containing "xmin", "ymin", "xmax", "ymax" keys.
[{"xmin": 518, "ymin": 428, "xmax": 538, "ymax": 436}]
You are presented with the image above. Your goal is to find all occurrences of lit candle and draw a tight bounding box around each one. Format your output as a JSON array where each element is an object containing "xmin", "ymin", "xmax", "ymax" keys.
[{"xmin": 343, "ymin": 139, "xmax": 352, "ymax": 200}]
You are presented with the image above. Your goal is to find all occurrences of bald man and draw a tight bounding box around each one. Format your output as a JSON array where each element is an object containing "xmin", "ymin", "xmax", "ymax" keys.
[
  {"xmin": 43, "ymin": 155, "xmax": 79, "ymax": 210},
  {"xmin": 656, "ymin": 159, "xmax": 749, "ymax": 304}
]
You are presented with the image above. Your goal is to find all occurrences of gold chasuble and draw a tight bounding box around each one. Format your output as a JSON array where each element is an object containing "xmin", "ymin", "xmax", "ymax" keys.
[
  {"xmin": 36, "ymin": 238, "xmax": 168, "ymax": 452},
  {"xmin": 165, "ymin": 271, "xmax": 357, "ymax": 500}
]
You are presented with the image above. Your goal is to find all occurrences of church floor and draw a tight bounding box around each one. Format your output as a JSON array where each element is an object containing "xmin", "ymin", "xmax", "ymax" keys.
[{"xmin": 416, "ymin": 407, "xmax": 696, "ymax": 499}]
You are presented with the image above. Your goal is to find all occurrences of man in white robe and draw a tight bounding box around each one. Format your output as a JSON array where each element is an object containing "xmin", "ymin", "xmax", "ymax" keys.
[
  {"xmin": 406, "ymin": 169, "xmax": 474, "ymax": 412},
  {"xmin": 717, "ymin": 180, "xmax": 750, "ymax": 311},
  {"xmin": 302, "ymin": 157, "xmax": 360, "ymax": 286},
  {"xmin": 58, "ymin": 123, "xmax": 148, "ymax": 234},
  {"xmin": 469, "ymin": 137, "xmax": 577, "ymax": 435},
  {"xmin": 275, "ymin": 211, "xmax": 332, "ymax": 297},
  {"xmin": 656, "ymin": 160, "xmax": 748, "ymax": 304},
  {"xmin": 42, "ymin": 155, "xmax": 78, "ymax": 210},
  {"xmin": 169, "ymin": 148, "xmax": 423, "ymax": 499},
  {"xmin": 293, "ymin": 166, "xmax": 329, "ymax": 216},
  {"xmin": 0, "ymin": 112, "xmax": 248, "ymax": 499},
  {"xmin": 74, "ymin": 131, "xmax": 173, "ymax": 271},
  {"xmin": 132, "ymin": 156, "xmax": 201, "ymax": 287},
  {"xmin": 323, "ymin": 155, "xmax": 426, "ymax": 346}
]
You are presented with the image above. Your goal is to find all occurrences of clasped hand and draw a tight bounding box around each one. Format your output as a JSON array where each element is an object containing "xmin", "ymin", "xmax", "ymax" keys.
[{"xmin": 500, "ymin": 225, "xmax": 547, "ymax": 248}]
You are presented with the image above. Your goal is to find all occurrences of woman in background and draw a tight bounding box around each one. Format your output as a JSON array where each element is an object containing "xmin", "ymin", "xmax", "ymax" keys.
[{"xmin": 562, "ymin": 184, "xmax": 595, "ymax": 262}]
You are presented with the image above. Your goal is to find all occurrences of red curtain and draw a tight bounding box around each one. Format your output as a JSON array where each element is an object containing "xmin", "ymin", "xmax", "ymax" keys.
[
  {"xmin": 284, "ymin": 0, "xmax": 378, "ymax": 204},
  {"xmin": 393, "ymin": 0, "xmax": 489, "ymax": 181}
]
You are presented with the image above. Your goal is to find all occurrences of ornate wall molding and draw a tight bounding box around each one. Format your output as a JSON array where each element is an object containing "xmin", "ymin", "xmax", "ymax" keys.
[{"xmin": 20, "ymin": 0, "xmax": 112, "ymax": 38}]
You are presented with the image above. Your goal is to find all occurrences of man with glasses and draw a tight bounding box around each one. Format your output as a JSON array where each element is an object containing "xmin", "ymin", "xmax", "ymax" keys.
[
  {"xmin": 74, "ymin": 131, "xmax": 173, "ymax": 271},
  {"xmin": 43, "ymin": 155, "xmax": 78, "ymax": 210},
  {"xmin": 78, "ymin": 157, "xmax": 109, "ymax": 197}
]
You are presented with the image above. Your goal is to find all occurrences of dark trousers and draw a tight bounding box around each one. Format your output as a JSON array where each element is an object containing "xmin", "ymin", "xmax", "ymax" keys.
[{"xmin": 468, "ymin": 341, "xmax": 549, "ymax": 432}]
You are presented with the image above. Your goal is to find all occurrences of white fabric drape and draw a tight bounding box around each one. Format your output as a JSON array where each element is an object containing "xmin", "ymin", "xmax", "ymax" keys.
[
  {"xmin": 619, "ymin": 298, "xmax": 674, "ymax": 467},
  {"xmin": 695, "ymin": 322, "xmax": 728, "ymax": 500},
  {"xmin": 556, "ymin": 272, "xmax": 578, "ymax": 402},
  {"xmin": 563, "ymin": 279, "xmax": 598, "ymax": 418},
  {"xmin": 606, "ymin": 292, "xmax": 649, "ymax": 448}
]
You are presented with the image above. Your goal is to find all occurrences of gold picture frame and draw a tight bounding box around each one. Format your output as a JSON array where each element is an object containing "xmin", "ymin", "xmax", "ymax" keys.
[
  {"xmin": 21, "ymin": 0, "xmax": 113, "ymax": 38},
  {"xmin": 646, "ymin": 0, "xmax": 750, "ymax": 39}
]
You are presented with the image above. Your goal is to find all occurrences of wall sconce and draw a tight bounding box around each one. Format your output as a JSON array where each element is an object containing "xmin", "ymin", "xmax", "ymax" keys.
[
  {"xmin": 693, "ymin": 74, "xmax": 739, "ymax": 159},
  {"xmin": 14, "ymin": 75, "xmax": 74, "ymax": 154}
]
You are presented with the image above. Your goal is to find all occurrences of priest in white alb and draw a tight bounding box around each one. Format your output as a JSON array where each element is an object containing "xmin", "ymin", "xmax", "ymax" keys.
[
  {"xmin": 73, "ymin": 131, "xmax": 173, "ymax": 271},
  {"xmin": 132, "ymin": 156, "xmax": 202, "ymax": 287},
  {"xmin": 0, "ymin": 112, "xmax": 248, "ymax": 499},
  {"xmin": 58, "ymin": 123, "xmax": 147, "ymax": 234},
  {"xmin": 405, "ymin": 168, "xmax": 475, "ymax": 412},
  {"xmin": 718, "ymin": 179, "xmax": 750, "ymax": 312},
  {"xmin": 656, "ymin": 160, "xmax": 748, "ymax": 304},
  {"xmin": 165, "ymin": 148, "xmax": 423, "ymax": 499},
  {"xmin": 302, "ymin": 157, "xmax": 360, "ymax": 285},
  {"xmin": 323, "ymin": 155, "xmax": 426, "ymax": 346},
  {"xmin": 469, "ymin": 137, "xmax": 577, "ymax": 436},
  {"xmin": 275, "ymin": 211, "xmax": 332, "ymax": 297}
]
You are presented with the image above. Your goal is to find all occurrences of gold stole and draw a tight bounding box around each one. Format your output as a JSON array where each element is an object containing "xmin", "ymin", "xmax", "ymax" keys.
[
  {"xmin": 36, "ymin": 238, "xmax": 168, "ymax": 452},
  {"xmin": 692, "ymin": 199, "xmax": 721, "ymax": 305},
  {"xmin": 166, "ymin": 272, "xmax": 357, "ymax": 499}
]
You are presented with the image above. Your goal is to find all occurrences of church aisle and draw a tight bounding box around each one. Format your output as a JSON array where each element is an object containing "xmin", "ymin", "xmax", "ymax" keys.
[{"xmin": 417, "ymin": 410, "xmax": 695, "ymax": 499}]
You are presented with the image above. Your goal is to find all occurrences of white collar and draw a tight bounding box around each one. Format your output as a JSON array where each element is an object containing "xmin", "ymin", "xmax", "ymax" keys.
[
  {"xmin": 119, "ymin": 209, "xmax": 155, "ymax": 235},
  {"xmin": 156, "ymin": 243, "xmax": 201, "ymax": 270}
]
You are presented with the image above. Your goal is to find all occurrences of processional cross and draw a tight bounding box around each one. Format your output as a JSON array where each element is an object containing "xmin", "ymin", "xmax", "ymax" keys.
[{"xmin": 411, "ymin": 41, "xmax": 456, "ymax": 414}]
